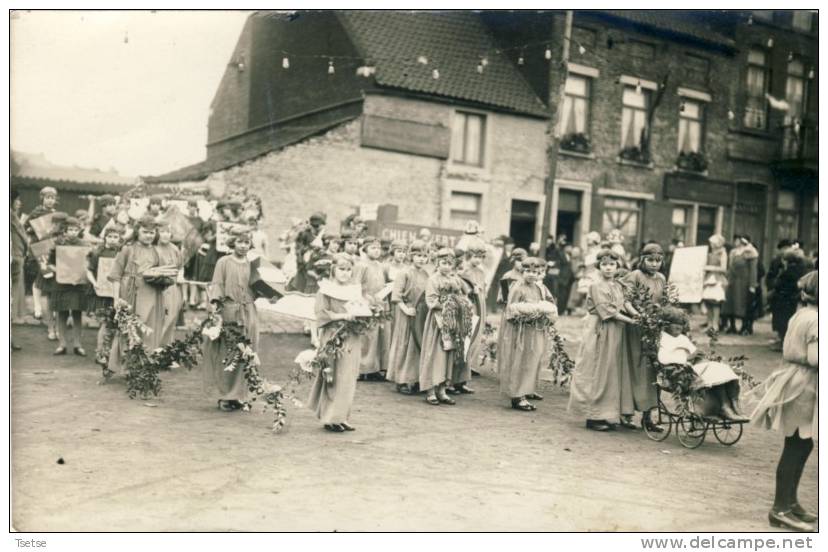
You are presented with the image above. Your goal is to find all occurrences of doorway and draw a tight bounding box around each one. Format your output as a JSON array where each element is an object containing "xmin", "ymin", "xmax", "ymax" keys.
[
  {"xmin": 509, "ymin": 200, "xmax": 539, "ymax": 250},
  {"xmin": 555, "ymin": 189, "xmax": 582, "ymax": 245}
]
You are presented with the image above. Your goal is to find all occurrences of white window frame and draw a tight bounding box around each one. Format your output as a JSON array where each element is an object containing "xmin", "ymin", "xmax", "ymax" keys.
[
  {"xmin": 450, "ymin": 109, "xmax": 488, "ymax": 169},
  {"xmin": 669, "ymin": 200, "xmax": 724, "ymax": 246}
]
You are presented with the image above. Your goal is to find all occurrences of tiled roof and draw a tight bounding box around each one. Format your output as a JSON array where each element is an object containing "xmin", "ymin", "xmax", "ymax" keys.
[
  {"xmin": 599, "ymin": 10, "xmax": 735, "ymax": 48},
  {"xmin": 339, "ymin": 11, "xmax": 550, "ymax": 118},
  {"xmin": 11, "ymin": 151, "xmax": 136, "ymax": 188}
]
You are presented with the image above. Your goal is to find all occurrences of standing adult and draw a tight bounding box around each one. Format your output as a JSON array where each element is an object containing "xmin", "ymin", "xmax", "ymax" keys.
[
  {"xmin": 721, "ymin": 235, "xmax": 759, "ymax": 335},
  {"xmin": 751, "ymin": 270, "xmax": 818, "ymax": 532},
  {"xmin": 10, "ymin": 190, "xmax": 28, "ymax": 322},
  {"xmin": 768, "ymin": 250, "xmax": 809, "ymax": 350}
]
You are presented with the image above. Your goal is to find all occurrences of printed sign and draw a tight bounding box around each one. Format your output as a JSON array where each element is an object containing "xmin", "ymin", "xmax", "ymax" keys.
[
  {"xmin": 216, "ymin": 222, "xmax": 251, "ymax": 253},
  {"xmin": 376, "ymin": 222, "xmax": 463, "ymax": 248},
  {"xmin": 56, "ymin": 245, "xmax": 92, "ymax": 285},
  {"xmin": 28, "ymin": 213, "xmax": 56, "ymax": 240},
  {"xmin": 95, "ymin": 257, "xmax": 116, "ymax": 298},
  {"xmin": 668, "ymin": 245, "xmax": 708, "ymax": 304}
]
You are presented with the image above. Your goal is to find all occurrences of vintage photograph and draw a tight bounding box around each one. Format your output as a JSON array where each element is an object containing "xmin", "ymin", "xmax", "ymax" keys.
[{"xmin": 9, "ymin": 7, "xmax": 819, "ymax": 536}]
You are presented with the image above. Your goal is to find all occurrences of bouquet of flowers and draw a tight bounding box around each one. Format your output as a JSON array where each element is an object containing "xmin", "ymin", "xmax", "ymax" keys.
[
  {"xmin": 437, "ymin": 281, "xmax": 474, "ymax": 351},
  {"xmin": 505, "ymin": 301, "xmax": 558, "ymax": 330},
  {"xmin": 478, "ymin": 322, "xmax": 498, "ymax": 366}
]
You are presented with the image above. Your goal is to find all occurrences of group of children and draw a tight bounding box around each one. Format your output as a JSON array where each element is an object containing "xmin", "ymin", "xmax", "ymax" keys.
[
  {"xmin": 18, "ymin": 192, "xmax": 753, "ymax": 438},
  {"xmin": 567, "ymin": 243, "xmax": 750, "ymax": 432},
  {"xmin": 298, "ymin": 229, "xmax": 560, "ymax": 433}
]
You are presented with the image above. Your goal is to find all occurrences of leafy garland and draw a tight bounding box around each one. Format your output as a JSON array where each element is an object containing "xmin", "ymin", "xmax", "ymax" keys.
[
  {"xmin": 306, "ymin": 304, "xmax": 390, "ymax": 383},
  {"xmin": 111, "ymin": 304, "xmax": 163, "ymax": 399}
]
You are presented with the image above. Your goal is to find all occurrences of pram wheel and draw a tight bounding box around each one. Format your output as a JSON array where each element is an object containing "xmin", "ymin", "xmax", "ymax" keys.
[
  {"xmin": 643, "ymin": 406, "xmax": 671, "ymax": 442},
  {"xmin": 676, "ymin": 416, "xmax": 707, "ymax": 449},
  {"xmin": 713, "ymin": 420, "xmax": 744, "ymax": 446}
]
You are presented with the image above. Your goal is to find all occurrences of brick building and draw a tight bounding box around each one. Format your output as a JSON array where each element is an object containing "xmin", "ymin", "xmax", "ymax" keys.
[{"xmin": 146, "ymin": 10, "xmax": 818, "ymax": 261}]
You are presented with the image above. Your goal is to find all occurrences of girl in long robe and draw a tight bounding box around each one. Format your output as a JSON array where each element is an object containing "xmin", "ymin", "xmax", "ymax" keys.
[
  {"xmin": 386, "ymin": 240, "xmax": 430, "ymax": 394},
  {"xmin": 155, "ymin": 222, "xmax": 184, "ymax": 346},
  {"xmin": 452, "ymin": 238, "xmax": 488, "ymax": 394},
  {"xmin": 107, "ymin": 216, "xmax": 165, "ymax": 374},
  {"xmin": 622, "ymin": 242, "xmax": 667, "ymax": 430},
  {"xmin": 568, "ymin": 248, "xmax": 639, "ymax": 431},
  {"xmin": 751, "ymin": 271, "xmax": 818, "ymax": 532},
  {"xmin": 497, "ymin": 248, "xmax": 528, "ymax": 307},
  {"xmin": 497, "ymin": 257, "xmax": 557, "ymax": 411},
  {"xmin": 202, "ymin": 228, "xmax": 259, "ymax": 411},
  {"xmin": 307, "ymin": 254, "xmax": 364, "ymax": 432},
  {"xmin": 383, "ymin": 239, "xmax": 408, "ymax": 369},
  {"xmin": 48, "ymin": 216, "xmax": 90, "ymax": 356},
  {"xmin": 357, "ymin": 237, "xmax": 390, "ymax": 381},
  {"xmin": 419, "ymin": 248, "xmax": 466, "ymax": 406}
]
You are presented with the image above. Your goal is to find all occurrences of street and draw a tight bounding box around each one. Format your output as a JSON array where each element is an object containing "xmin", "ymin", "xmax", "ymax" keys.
[{"xmin": 10, "ymin": 316, "xmax": 818, "ymax": 532}]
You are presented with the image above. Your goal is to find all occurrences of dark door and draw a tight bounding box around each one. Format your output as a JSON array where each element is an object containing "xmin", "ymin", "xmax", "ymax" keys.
[
  {"xmin": 734, "ymin": 182, "xmax": 767, "ymax": 253},
  {"xmin": 555, "ymin": 189, "xmax": 582, "ymax": 245},
  {"xmin": 509, "ymin": 200, "xmax": 538, "ymax": 250}
]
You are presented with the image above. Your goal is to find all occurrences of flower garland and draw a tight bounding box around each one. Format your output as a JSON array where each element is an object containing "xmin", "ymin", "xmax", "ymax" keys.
[
  {"xmin": 437, "ymin": 281, "xmax": 474, "ymax": 351},
  {"xmin": 111, "ymin": 304, "xmax": 163, "ymax": 399},
  {"xmin": 199, "ymin": 299, "xmax": 289, "ymax": 432},
  {"xmin": 305, "ymin": 304, "xmax": 390, "ymax": 383}
]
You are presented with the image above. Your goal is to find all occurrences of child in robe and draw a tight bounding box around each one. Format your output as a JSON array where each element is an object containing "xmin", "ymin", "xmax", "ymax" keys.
[
  {"xmin": 622, "ymin": 242, "xmax": 667, "ymax": 431},
  {"xmin": 107, "ymin": 216, "xmax": 166, "ymax": 374},
  {"xmin": 497, "ymin": 257, "xmax": 558, "ymax": 411},
  {"xmin": 202, "ymin": 228, "xmax": 258, "ymax": 412},
  {"xmin": 356, "ymin": 237, "xmax": 390, "ymax": 381},
  {"xmin": 307, "ymin": 254, "xmax": 367, "ymax": 432},
  {"xmin": 386, "ymin": 240, "xmax": 430, "ymax": 394},
  {"xmin": 155, "ymin": 221, "xmax": 184, "ymax": 346},
  {"xmin": 419, "ymin": 248, "xmax": 470, "ymax": 406},
  {"xmin": 497, "ymin": 247, "xmax": 528, "ymax": 307},
  {"xmin": 568, "ymin": 248, "xmax": 639, "ymax": 431},
  {"xmin": 451, "ymin": 238, "xmax": 489, "ymax": 394}
]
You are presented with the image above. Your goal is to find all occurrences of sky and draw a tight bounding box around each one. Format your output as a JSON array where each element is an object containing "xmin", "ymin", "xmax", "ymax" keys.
[{"xmin": 10, "ymin": 10, "xmax": 251, "ymax": 177}]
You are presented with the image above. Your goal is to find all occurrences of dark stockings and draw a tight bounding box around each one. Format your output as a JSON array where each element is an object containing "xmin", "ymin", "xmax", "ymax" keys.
[{"xmin": 773, "ymin": 430, "xmax": 814, "ymax": 512}]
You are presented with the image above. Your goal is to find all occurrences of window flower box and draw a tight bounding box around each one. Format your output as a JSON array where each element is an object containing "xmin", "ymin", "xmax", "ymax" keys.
[
  {"xmin": 560, "ymin": 132, "xmax": 592, "ymax": 154},
  {"xmin": 619, "ymin": 145, "xmax": 650, "ymax": 165},
  {"xmin": 676, "ymin": 151, "xmax": 708, "ymax": 173}
]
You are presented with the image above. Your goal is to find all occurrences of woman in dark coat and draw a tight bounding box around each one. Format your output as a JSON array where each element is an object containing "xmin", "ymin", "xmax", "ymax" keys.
[
  {"xmin": 769, "ymin": 250, "xmax": 809, "ymax": 345},
  {"xmin": 722, "ymin": 235, "xmax": 759, "ymax": 335}
]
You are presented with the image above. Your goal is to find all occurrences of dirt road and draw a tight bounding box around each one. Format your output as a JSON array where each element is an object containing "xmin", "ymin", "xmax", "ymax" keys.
[{"xmin": 10, "ymin": 318, "xmax": 818, "ymax": 532}]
